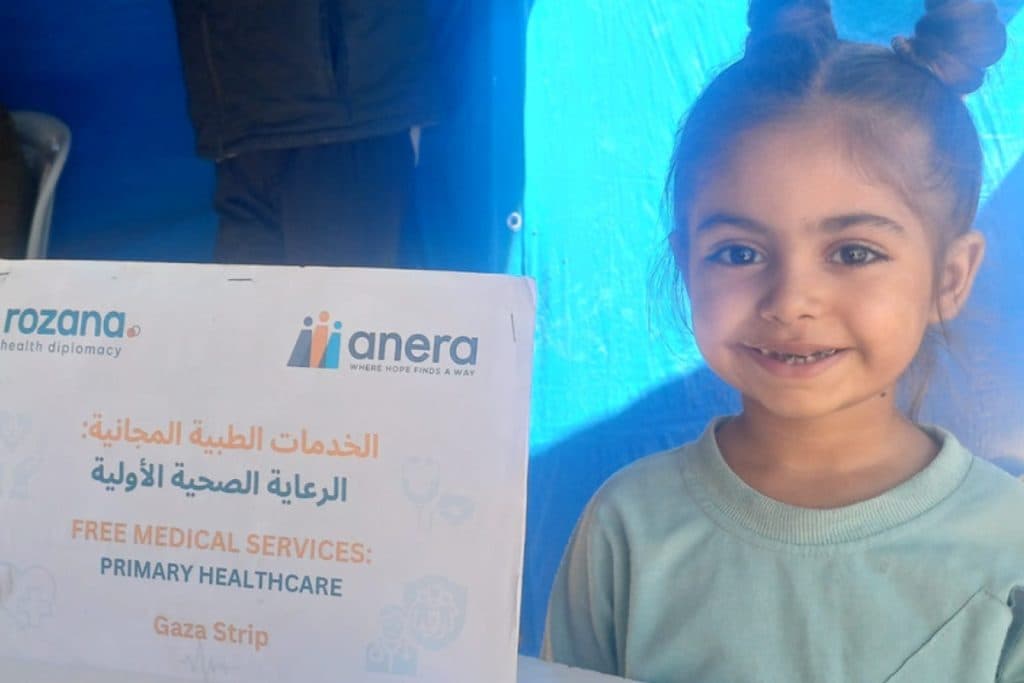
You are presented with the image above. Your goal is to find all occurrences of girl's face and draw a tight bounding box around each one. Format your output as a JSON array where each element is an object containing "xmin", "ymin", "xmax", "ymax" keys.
[{"xmin": 684, "ymin": 121, "xmax": 971, "ymax": 421}]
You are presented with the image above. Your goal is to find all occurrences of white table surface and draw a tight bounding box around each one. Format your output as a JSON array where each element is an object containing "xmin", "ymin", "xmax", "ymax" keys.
[
  {"xmin": 518, "ymin": 656, "xmax": 637, "ymax": 682},
  {"xmin": 1, "ymin": 654, "xmax": 634, "ymax": 682}
]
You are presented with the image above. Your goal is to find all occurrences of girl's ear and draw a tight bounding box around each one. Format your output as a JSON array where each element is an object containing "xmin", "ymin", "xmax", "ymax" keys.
[{"xmin": 930, "ymin": 230, "xmax": 985, "ymax": 324}]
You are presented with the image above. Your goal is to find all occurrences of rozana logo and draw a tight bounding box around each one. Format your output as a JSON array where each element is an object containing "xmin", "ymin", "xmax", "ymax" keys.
[
  {"xmin": 288, "ymin": 312, "xmax": 342, "ymax": 369},
  {"xmin": 2, "ymin": 307, "xmax": 139, "ymax": 339},
  {"xmin": 0, "ymin": 307, "xmax": 139, "ymax": 360}
]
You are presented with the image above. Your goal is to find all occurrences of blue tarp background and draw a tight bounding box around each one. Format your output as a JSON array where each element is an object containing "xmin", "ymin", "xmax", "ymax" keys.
[{"xmin": 2, "ymin": 0, "xmax": 1023, "ymax": 658}]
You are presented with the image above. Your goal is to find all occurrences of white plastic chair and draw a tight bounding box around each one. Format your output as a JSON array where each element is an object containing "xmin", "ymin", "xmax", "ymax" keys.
[{"xmin": 10, "ymin": 111, "xmax": 71, "ymax": 259}]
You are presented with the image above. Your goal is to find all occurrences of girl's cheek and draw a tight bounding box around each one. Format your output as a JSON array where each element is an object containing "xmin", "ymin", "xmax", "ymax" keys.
[
  {"xmin": 692, "ymin": 276, "xmax": 746, "ymax": 314},
  {"xmin": 690, "ymin": 303, "xmax": 728, "ymax": 347}
]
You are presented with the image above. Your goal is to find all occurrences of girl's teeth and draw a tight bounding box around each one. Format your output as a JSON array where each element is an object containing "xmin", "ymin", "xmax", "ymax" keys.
[{"xmin": 757, "ymin": 348, "xmax": 838, "ymax": 364}]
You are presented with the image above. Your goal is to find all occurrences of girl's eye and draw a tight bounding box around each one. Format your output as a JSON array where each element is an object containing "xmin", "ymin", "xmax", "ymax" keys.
[
  {"xmin": 830, "ymin": 244, "xmax": 887, "ymax": 266},
  {"xmin": 707, "ymin": 245, "xmax": 763, "ymax": 266}
]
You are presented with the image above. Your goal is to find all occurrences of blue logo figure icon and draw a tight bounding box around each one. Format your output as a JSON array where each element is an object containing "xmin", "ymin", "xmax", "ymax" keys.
[
  {"xmin": 365, "ymin": 605, "xmax": 418, "ymax": 676},
  {"xmin": 0, "ymin": 564, "xmax": 56, "ymax": 630},
  {"xmin": 364, "ymin": 576, "xmax": 467, "ymax": 676},
  {"xmin": 404, "ymin": 576, "xmax": 467, "ymax": 651}
]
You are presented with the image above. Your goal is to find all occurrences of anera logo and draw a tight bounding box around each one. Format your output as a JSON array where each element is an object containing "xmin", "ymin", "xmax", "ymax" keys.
[
  {"xmin": 286, "ymin": 311, "xmax": 479, "ymax": 371},
  {"xmin": 288, "ymin": 312, "xmax": 343, "ymax": 369}
]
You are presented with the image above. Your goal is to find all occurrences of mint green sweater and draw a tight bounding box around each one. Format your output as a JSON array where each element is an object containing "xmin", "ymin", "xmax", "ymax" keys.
[{"xmin": 542, "ymin": 420, "xmax": 1024, "ymax": 682}]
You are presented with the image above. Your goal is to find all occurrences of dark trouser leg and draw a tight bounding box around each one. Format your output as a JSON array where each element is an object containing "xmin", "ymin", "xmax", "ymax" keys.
[
  {"xmin": 213, "ymin": 150, "xmax": 287, "ymax": 264},
  {"xmin": 0, "ymin": 110, "xmax": 32, "ymax": 259},
  {"xmin": 280, "ymin": 131, "xmax": 414, "ymax": 268}
]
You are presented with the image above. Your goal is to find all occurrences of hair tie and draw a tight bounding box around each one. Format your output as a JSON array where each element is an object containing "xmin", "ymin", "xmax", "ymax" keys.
[{"xmin": 891, "ymin": 35, "xmax": 951, "ymax": 91}]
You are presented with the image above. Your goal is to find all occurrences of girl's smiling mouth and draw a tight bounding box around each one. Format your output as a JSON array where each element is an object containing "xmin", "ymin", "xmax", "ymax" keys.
[{"xmin": 741, "ymin": 343, "xmax": 849, "ymax": 375}]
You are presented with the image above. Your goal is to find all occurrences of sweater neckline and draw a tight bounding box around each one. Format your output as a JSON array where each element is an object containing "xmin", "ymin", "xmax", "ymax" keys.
[{"xmin": 683, "ymin": 418, "xmax": 973, "ymax": 546}]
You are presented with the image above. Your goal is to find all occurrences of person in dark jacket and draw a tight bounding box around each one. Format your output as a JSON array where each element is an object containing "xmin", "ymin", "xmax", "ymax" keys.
[
  {"xmin": 0, "ymin": 105, "xmax": 33, "ymax": 259},
  {"xmin": 171, "ymin": 1, "xmax": 440, "ymax": 267}
]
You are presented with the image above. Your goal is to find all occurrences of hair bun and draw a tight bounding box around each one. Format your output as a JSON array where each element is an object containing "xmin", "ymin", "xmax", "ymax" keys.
[
  {"xmin": 747, "ymin": 0, "xmax": 838, "ymax": 52},
  {"xmin": 894, "ymin": 0, "xmax": 1007, "ymax": 95}
]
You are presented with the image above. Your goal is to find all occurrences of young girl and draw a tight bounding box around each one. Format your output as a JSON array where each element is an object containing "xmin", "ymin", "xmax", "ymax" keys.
[{"xmin": 542, "ymin": 1, "xmax": 1024, "ymax": 681}]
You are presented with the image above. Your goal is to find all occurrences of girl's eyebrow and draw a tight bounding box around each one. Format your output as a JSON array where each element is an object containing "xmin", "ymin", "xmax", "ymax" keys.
[
  {"xmin": 694, "ymin": 212, "xmax": 906, "ymax": 234},
  {"xmin": 694, "ymin": 213, "xmax": 769, "ymax": 234},
  {"xmin": 820, "ymin": 213, "xmax": 906, "ymax": 233}
]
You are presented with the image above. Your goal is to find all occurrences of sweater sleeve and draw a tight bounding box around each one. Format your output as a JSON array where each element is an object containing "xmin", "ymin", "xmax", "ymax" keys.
[
  {"xmin": 998, "ymin": 588, "xmax": 1024, "ymax": 682},
  {"xmin": 541, "ymin": 496, "xmax": 624, "ymax": 677}
]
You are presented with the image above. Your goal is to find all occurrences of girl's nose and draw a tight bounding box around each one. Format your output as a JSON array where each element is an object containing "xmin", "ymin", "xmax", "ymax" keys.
[{"xmin": 757, "ymin": 260, "xmax": 824, "ymax": 325}]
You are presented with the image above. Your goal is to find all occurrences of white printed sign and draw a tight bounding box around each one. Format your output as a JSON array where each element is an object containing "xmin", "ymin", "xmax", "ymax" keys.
[{"xmin": 0, "ymin": 260, "xmax": 535, "ymax": 683}]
